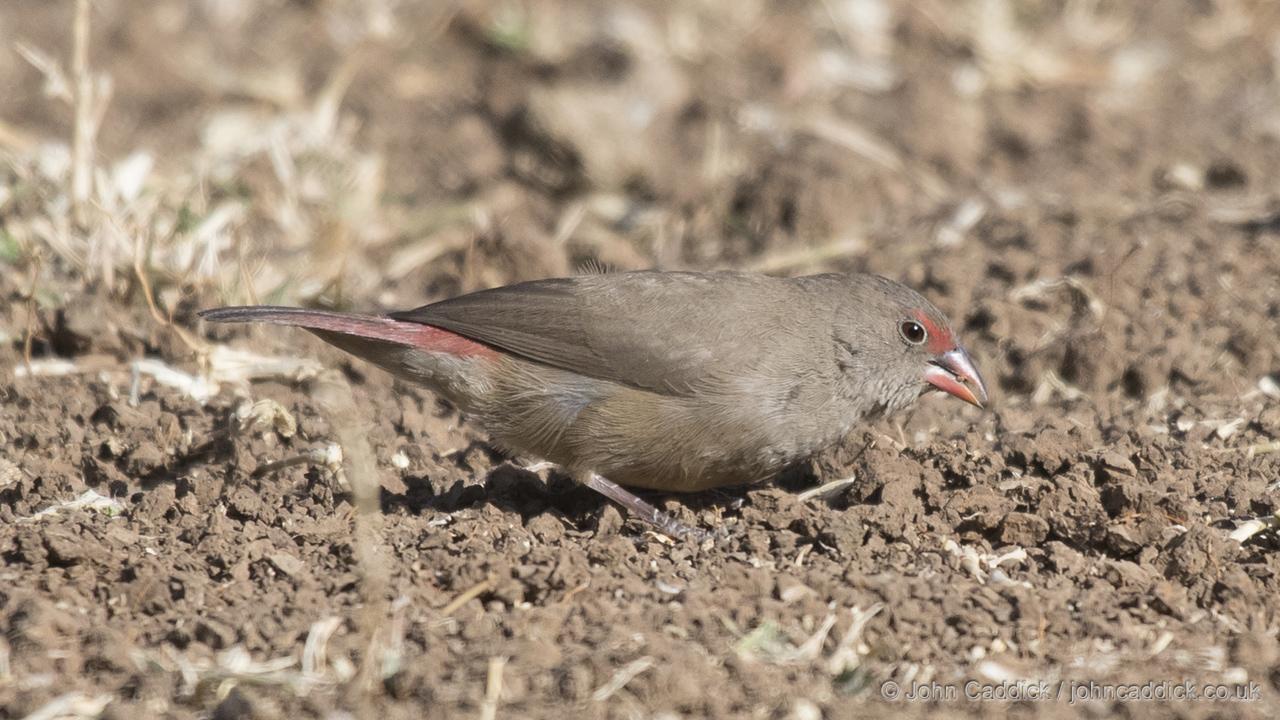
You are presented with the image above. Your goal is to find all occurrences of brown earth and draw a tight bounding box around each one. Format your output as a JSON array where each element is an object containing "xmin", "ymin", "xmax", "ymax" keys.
[{"xmin": 2, "ymin": 1, "xmax": 1280, "ymax": 719}]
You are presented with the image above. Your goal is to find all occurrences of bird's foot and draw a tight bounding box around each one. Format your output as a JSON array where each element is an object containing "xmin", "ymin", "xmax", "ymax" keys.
[{"xmin": 582, "ymin": 472, "xmax": 710, "ymax": 543}]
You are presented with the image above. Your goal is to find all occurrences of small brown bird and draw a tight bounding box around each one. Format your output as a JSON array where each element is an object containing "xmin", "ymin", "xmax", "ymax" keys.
[{"xmin": 201, "ymin": 270, "xmax": 986, "ymax": 539}]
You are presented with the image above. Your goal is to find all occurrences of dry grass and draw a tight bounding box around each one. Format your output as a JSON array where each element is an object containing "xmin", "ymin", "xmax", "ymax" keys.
[
  {"xmin": 5, "ymin": 0, "xmax": 1230, "ymax": 317},
  {"xmin": 6, "ymin": 0, "xmax": 393, "ymax": 322}
]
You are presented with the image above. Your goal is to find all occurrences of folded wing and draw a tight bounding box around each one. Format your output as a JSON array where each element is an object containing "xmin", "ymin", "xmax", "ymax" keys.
[{"xmin": 390, "ymin": 271, "xmax": 821, "ymax": 395}]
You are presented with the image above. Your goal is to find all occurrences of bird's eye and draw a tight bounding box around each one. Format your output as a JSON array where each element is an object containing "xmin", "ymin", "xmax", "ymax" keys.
[{"xmin": 899, "ymin": 320, "xmax": 927, "ymax": 345}]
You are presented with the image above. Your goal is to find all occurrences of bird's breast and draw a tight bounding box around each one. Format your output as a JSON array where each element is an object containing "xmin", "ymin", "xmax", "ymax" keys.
[{"xmin": 459, "ymin": 356, "xmax": 859, "ymax": 493}]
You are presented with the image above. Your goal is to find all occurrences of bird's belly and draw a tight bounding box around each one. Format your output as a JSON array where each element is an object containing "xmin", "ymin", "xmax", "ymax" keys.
[
  {"xmin": 469, "ymin": 359, "xmax": 846, "ymax": 493},
  {"xmin": 554, "ymin": 388, "xmax": 830, "ymax": 492}
]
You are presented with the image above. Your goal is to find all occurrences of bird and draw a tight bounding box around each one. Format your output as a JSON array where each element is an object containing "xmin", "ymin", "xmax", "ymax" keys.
[{"xmin": 201, "ymin": 270, "xmax": 987, "ymax": 540}]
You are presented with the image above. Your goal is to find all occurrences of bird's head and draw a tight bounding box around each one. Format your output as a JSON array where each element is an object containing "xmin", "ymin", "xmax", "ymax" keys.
[{"xmin": 831, "ymin": 275, "xmax": 988, "ymax": 414}]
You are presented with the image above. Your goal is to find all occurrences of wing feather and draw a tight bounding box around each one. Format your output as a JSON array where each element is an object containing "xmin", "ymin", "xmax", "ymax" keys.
[{"xmin": 389, "ymin": 271, "xmax": 825, "ymax": 395}]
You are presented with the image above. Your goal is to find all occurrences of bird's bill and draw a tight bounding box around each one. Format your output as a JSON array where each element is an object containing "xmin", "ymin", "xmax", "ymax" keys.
[{"xmin": 924, "ymin": 347, "xmax": 989, "ymax": 408}]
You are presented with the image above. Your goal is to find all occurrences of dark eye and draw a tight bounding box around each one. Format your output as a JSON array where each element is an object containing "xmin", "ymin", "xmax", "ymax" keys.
[{"xmin": 899, "ymin": 320, "xmax": 927, "ymax": 345}]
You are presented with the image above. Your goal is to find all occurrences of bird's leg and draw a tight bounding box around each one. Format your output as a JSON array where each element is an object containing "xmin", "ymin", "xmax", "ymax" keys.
[{"xmin": 582, "ymin": 472, "xmax": 709, "ymax": 542}]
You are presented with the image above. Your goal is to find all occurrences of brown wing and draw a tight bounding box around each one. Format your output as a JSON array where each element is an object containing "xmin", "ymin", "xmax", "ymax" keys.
[{"xmin": 389, "ymin": 271, "xmax": 826, "ymax": 395}]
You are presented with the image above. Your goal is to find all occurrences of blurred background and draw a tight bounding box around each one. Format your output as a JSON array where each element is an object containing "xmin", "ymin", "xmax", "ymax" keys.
[{"xmin": 2, "ymin": 0, "xmax": 1277, "ymax": 402}]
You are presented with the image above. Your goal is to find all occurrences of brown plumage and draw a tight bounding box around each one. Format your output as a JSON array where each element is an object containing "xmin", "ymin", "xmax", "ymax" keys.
[{"xmin": 201, "ymin": 270, "xmax": 987, "ymax": 538}]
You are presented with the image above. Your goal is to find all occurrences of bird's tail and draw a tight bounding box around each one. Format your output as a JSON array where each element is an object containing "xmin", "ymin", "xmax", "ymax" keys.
[{"xmin": 199, "ymin": 306, "xmax": 495, "ymax": 359}]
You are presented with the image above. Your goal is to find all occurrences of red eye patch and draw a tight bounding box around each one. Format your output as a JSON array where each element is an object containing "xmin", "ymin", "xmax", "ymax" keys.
[{"xmin": 912, "ymin": 309, "xmax": 955, "ymax": 355}]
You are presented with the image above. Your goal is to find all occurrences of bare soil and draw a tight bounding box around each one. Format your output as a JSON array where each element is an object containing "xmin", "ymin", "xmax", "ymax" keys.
[{"xmin": 2, "ymin": 2, "xmax": 1279, "ymax": 718}]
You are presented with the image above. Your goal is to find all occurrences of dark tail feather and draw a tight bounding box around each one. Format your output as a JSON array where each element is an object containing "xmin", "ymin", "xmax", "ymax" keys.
[{"xmin": 199, "ymin": 305, "xmax": 495, "ymax": 358}]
